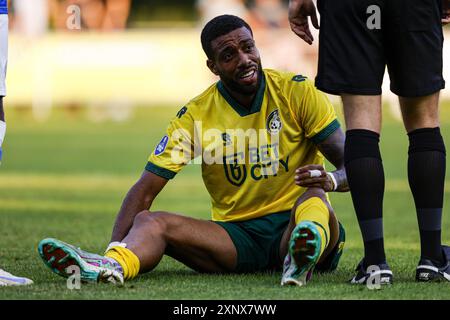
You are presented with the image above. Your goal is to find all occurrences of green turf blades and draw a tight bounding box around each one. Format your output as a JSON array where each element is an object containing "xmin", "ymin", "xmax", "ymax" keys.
[{"xmin": 3, "ymin": 106, "xmax": 450, "ymax": 299}]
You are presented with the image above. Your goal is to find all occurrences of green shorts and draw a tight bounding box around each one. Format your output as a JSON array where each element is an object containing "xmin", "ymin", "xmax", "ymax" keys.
[{"xmin": 214, "ymin": 211, "xmax": 291, "ymax": 273}]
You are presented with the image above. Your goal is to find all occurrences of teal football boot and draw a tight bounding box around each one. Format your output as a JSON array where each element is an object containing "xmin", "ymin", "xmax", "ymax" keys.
[
  {"xmin": 281, "ymin": 221, "xmax": 322, "ymax": 286},
  {"xmin": 38, "ymin": 238, "xmax": 124, "ymax": 285}
]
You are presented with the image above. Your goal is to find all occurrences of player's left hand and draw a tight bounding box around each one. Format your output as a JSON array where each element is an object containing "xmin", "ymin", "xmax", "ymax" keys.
[{"xmin": 294, "ymin": 164, "xmax": 334, "ymax": 192}]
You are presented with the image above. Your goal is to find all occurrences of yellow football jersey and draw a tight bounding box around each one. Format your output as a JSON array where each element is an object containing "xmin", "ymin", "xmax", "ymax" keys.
[{"xmin": 147, "ymin": 69, "xmax": 340, "ymax": 222}]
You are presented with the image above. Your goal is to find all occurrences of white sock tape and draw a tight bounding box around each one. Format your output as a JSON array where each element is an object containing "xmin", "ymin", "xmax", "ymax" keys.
[
  {"xmin": 0, "ymin": 121, "xmax": 5, "ymax": 146},
  {"xmin": 309, "ymin": 169, "xmax": 322, "ymax": 178},
  {"xmin": 327, "ymin": 172, "xmax": 338, "ymax": 191}
]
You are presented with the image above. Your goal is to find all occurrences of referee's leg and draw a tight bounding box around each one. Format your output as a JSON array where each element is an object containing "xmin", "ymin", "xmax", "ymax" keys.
[
  {"xmin": 315, "ymin": 0, "xmax": 388, "ymax": 268},
  {"xmin": 400, "ymin": 92, "xmax": 446, "ymax": 265},
  {"xmin": 388, "ymin": 0, "xmax": 447, "ymax": 268},
  {"xmin": 342, "ymin": 95, "xmax": 387, "ymax": 267}
]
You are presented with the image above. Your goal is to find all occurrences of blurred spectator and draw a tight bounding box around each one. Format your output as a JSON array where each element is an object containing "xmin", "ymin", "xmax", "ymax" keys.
[
  {"xmin": 11, "ymin": 0, "xmax": 49, "ymax": 37},
  {"xmin": 247, "ymin": 0, "xmax": 288, "ymax": 29},
  {"xmin": 102, "ymin": 0, "xmax": 131, "ymax": 30},
  {"xmin": 49, "ymin": 0, "xmax": 131, "ymax": 31},
  {"xmin": 196, "ymin": 0, "xmax": 252, "ymax": 27}
]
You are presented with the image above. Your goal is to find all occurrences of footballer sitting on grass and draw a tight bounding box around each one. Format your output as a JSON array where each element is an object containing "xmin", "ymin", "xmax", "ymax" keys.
[{"xmin": 38, "ymin": 15, "xmax": 349, "ymax": 287}]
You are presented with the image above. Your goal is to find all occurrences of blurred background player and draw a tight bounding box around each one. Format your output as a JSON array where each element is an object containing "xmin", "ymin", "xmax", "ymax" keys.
[
  {"xmin": 0, "ymin": 0, "xmax": 33, "ymax": 287},
  {"xmin": 10, "ymin": 0, "xmax": 48, "ymax": 37},
  {"xmin": 37, "ymin": 15, "xmax": 348, "ymax": 287},
  {"xmin": 288, "ymin": 0, "xmax": 450, "ymax": 284},
  {"xmin": 196, "ymin": 0, "xmax": 250, "ymax": 27},
  {"xmin": 48, "ymin": 0, "xmax": 132, "ymax": 31}
]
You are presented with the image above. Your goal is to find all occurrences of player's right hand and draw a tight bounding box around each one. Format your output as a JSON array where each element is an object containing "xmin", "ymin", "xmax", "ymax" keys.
[
  {"xmin": 294, "ymin": 164, "xmax": 334, "ymax": 192},
  {"xmin": 288, "ymin": 0, "xmax": 320, "ymax": 45}
]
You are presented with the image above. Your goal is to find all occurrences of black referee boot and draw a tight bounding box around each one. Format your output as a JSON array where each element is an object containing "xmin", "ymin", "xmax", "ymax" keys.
[
  {"xmin": 416, "ymin": 246, "xmax": 450, "ymax": 282},
  {"xmin": 350, "ymin": 259, "xmax": 393, "ymax": 286}
]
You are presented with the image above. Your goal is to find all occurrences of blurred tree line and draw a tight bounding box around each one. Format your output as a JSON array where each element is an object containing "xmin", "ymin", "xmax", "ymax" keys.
[{"xmin": 129, "ymin": 0, "xmax": 198, "ymax": 26}]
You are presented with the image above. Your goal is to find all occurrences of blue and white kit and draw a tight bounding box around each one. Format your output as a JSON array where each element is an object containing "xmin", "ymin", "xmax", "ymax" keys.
[
  {"xmin": 0, "ymin": 0, "xmax": 7, "ymax": 97},
  {"xmin": 0, "ymin": 0, "xmax": 7, "ymax": 153}
]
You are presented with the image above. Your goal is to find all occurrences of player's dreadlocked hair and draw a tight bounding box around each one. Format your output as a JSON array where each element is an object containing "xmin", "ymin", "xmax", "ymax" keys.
[{"xmin": 201, "ymin": 15, "xmax": 253, "ymax": 59}]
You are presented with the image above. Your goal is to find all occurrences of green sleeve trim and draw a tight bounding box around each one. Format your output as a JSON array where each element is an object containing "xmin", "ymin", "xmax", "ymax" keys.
[
  {"xmin": 310, "ymin": 119, "xmax": 341, "ymax": 144},
  {"xmin": 145, "ymin": 162, "xmax": 177, "ymax": 180}
]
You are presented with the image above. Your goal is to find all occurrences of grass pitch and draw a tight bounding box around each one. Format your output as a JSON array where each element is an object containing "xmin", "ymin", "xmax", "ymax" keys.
[{"xmin": 1, "ymin": 104, "xmax": 450, "ymax": 300}]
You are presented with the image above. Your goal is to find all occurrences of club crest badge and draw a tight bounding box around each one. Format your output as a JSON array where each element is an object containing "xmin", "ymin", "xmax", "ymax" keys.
[{"xmin": 266, "ymin": 109, "xmax": 282, "ymax": 134}]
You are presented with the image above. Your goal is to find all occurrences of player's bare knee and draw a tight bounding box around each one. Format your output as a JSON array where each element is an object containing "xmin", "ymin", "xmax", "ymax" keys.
[{"xmin": 133, "ymin": 210, "xmax": 168, "ymax": 234}]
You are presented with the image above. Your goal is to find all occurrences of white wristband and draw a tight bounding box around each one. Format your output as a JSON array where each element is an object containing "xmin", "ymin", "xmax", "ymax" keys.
[
  {"xmin": 0, "ymin": 120, "xmax": 5, "ymax": 147},
  {"xmin": 327, "ymin": 172, "xmax": 338, "ymax": 191}
]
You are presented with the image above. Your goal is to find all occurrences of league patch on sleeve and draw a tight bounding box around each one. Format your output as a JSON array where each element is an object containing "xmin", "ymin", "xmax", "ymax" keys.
[
  {"xmin": 0, "ymin": 0, "xmax": 7, "ymax": 14},
  {"xmin": 154, "ymin": 135, "xmax": 169, "ymax": 156}
]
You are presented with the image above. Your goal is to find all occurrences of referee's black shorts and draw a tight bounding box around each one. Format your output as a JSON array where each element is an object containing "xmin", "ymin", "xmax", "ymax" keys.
[{"xmin": 315, "ymin": 0, "xmax": 445, "ymax": 97}]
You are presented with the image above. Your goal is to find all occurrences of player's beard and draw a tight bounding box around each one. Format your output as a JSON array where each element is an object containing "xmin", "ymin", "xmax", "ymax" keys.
[{"xmin": 223, "ymin": 62, "xmax": 263, "ymax": 96}]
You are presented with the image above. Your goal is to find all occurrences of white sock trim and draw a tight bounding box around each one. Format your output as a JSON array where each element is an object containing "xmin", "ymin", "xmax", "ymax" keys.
[{"xmin": 105, "ymin": 241, "xmax": 127, "ymax": 254}]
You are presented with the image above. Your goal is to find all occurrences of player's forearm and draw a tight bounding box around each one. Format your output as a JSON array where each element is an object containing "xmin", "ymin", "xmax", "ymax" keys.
[
  {"xmin": 110, "ymin": 183, "xmax": 154, "ymax": 242},
  {"xmin": 329, "ymin": 168, "xmax": 349, "ymax": 192},
  {"xmin": 317, "ymin": 128, "xmax": 349, "ymax": 192}
]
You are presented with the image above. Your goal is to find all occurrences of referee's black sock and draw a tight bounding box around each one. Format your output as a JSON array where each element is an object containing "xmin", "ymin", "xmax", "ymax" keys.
[
  {"xmin": 345, "ymin": 129, "xmax": 386, "ymax": 266},
  {"xmin": 408, "ymin": 127, "xmax": 446, "ymax": 265}
]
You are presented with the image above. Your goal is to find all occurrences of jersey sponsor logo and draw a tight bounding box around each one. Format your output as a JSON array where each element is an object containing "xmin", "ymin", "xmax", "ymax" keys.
[
  {"xmin": 250, "ymin": 156, "xmax": 289, "ymax": 181},
  {"xmin": 222, "ymin": 148, "xmax": 290, "ymax": 186},
  {"xmin": 154, "ymin": 135, "xmax": 169, "ymax": 156},
  {"xmin": 223, "ymin": 157, "xmax": 247, "ymax": 187},
  {"xmin": 266, "ymin": 109, "xmax": 282, "ymax": 134},
  {"xmin": 168, "ymin": 122, "xmax": 284, "ymax": 170}
]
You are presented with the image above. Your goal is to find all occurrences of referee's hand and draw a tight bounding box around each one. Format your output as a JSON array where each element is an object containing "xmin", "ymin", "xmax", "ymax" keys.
[{"xmin": 288, "ymin": 0, "xmax": 320, "ymax": 45}]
